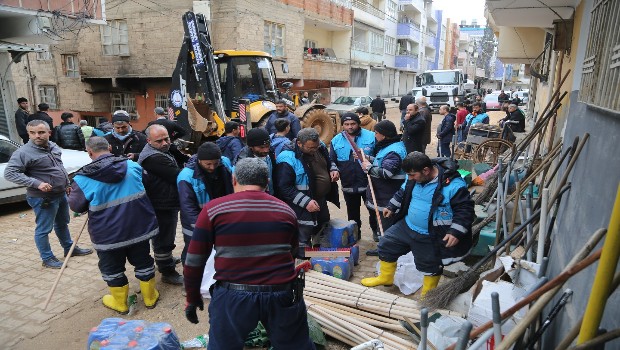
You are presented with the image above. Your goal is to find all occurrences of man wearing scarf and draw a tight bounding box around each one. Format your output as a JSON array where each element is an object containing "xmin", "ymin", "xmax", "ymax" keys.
[
  {"xmin": 137, "ymin": 125, "xmax": 183, "ymax": 285},
  {"xmin": 104, "ymin": 110, "xmax": 147, "ymax": 161},
  {"xmin": 360, "ymin": 120, "xmax": 407, "ymax": 254},
  {"xmin": 329, "ymin": 113, "xmax": 375, "ymax": 241}
]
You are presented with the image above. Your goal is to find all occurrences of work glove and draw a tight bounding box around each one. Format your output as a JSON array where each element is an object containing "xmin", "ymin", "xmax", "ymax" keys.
[{"xmin": 185, "ymin": 299, "xmax": 204, "ymax": 324}]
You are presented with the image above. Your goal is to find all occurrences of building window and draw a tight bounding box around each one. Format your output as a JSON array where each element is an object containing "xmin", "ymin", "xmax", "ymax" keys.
[
  {"xmin": 370, "ymin": 32, "xmax": 384, "ymax": 54},
  {"xmin": 155, "ymin": 93, "xmax": 168, "ymax": 109},
  {"xmin": 36, "ymin": 45, "xmax": 51, "ymax": 60},
  {"xmin": 385, "ymin": 36, "xmax": 396, "ymax": 55},
  {"xmin": 38, "ymin": 86, "xmax": 57, "ymax": 109},
  {"xmin": 264, "ymin": 21, "xmax": 285, "ymax": 57},
  {"xmin": 350, "ymin": 68, "xmax": 367, "ymax": 87},
  {"xmin": 304, "ymin": 39, "xmax": 317, "ymax": 49},
  {"xmin": 101, "ymin": 20, "xmax": 129, "ymax": 56},
  {"xmin": 578, "ymin": 0, "xmax": 620, "ymax": 111},
  {"xmin": 62, "ymin": 55, "xmax": 79, "ymax": 78},
  {"xmin": 111, "ymin": 93, "xmax": 136, "ymax": 113},
  {"xmin": 386, "ymin": 1, "xmax": 397, "ymax": 20}
]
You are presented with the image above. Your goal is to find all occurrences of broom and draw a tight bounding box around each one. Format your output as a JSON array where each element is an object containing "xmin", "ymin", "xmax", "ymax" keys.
[{"xmin": 422, "ymin": 207, "xmax": 542, "ymax": 310}]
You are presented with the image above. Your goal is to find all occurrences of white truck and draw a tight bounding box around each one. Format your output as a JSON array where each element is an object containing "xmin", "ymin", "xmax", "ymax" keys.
[{"xmin": 416, "ymin": 69, "xmax": 473, "ymax": 110}]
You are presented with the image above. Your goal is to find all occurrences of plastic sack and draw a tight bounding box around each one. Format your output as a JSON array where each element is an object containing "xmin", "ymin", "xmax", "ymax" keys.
[
  {"xmin": 427, "ymin": 315, "xmax": 468, "ymax": 349},
  {"xmin": 200, "ymin": 249, "xmax": 216, "ymax": 299},
  {"xmin": 87, "ymin": 318, "xmax": 180, "ymax": 350},
  {"xmin": 375, "ymin": 252, "xmax": 423, "ymax": 295}
]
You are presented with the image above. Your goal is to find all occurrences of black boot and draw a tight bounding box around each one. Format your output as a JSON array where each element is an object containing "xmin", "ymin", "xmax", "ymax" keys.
[
  {"xmin": 372, "ymin": 231, "xmax": 380, "ymax": 242},
  {"xmin": 366, "ymin": 249, "xmax": 379, "ymax": 256},
  {"xmin": 160, "ymin": 268, "xmax": 183, "ymax": 285}
]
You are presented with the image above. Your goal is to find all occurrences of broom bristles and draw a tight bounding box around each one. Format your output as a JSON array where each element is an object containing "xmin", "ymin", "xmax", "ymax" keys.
[{"xmin": 420, "ymin": 264, "xmax": 491, "ymax": 310}]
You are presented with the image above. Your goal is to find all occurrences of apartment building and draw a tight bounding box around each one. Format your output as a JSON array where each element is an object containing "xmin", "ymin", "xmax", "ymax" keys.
[
  {"xmin": 443, "ymin": 20, "xmax": 459, "ymax": 70},
  {"xmin": 0, "ymin": 1, "xmax": 105, "ymax": 141}
]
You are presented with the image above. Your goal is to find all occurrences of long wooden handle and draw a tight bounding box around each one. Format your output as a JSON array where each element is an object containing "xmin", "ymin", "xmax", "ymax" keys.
[{"xmin": 44, "ymin": 217, "xmax": 88, "ymax": 310}]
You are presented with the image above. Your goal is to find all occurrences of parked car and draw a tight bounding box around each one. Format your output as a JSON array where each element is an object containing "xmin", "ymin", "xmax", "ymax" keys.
[
  {"xmin": 0, "ymin": 135, "xmax": 91, "ymax": 205},
  {"xmin": 484, "ymin": 94, "xmax": 502, "ymax": 111},
  {"xmin": 325, "ymin": 95, "xmax": 373, "ymax": 116}
]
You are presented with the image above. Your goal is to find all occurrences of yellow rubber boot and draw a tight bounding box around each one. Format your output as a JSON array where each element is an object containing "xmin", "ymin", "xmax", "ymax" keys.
[
  {"xmin": 361, "ymin": 261, "xmax": 397, "ymax": 287},
  {"xmin": 421, "ymin": 275, "xmax": 441, "ymax": 297},
  {"xmin": 140, "ymin": 278, "xmax": 160, "ymax": 309},
  {"xmin": 102, "ymin": 285, "xmax": 129, "ymax": 314}
]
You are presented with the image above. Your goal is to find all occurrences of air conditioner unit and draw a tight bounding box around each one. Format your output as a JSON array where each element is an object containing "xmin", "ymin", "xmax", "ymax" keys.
[{"xmin": 37, "ymin": 17, "xmax": 52, "ymax": 31}]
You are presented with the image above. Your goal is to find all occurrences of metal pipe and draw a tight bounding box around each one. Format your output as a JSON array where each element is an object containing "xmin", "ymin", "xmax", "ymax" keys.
[
  {"xmin": 455, "ymin": 321, "xmax": 473, "ymax": 350},
  {"xmin": 526, "ymin": 183, "xmax": 534, "ymax": 261},
  {"xmin": 420, "ymin": 308, "xmax": 429, "ymax": 350},
  {"xmin": 536, "ymin": 189, "xmax": 549, "ymax": 264},
  {"xmin": 492, "ymin": 292, "xmax": 503, "ymax": 347},
  {"xmin": 538, "ymin": 258, "xmax": 549, "ymax": 279}
]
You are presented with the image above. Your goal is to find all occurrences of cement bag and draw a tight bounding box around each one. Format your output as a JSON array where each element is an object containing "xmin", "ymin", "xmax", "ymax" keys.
[
  {"xmin": 200, "ymin": 249, "xmax": 216, "ymax": 299},
  {"xmin": 375, "ymin": 252, "xmax": 423, "ymax": 295}
]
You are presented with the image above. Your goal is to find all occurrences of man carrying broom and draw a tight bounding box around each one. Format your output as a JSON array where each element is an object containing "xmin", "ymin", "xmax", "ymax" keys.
[{"xmin": 360, "ymin": 152, "xmax": 475, "ymax": 297}]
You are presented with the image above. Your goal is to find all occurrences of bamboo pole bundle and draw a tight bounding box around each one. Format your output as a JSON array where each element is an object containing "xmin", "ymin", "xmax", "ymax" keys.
[
  {"xmin": 305, "ymin": 295, "xmax": 407, "ymax": 334},
  {"xmin": 304, "ymin": 271, "xmax": 462, "ymax": 321},
  {"xmin": 305, "ymin": 298, "xmax": 416, "ymax": 350}
]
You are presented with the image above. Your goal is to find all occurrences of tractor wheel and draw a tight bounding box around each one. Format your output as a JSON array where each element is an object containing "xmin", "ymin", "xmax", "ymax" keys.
[{"xmin": 302, "ymin": 109, "xmax": 335, "ymax": 145}]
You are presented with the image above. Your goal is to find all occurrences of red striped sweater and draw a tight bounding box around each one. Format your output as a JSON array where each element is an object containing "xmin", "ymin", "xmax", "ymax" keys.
[{"xmin": 183, "ymin": 190, "xmax": 299, "ymax": 304}]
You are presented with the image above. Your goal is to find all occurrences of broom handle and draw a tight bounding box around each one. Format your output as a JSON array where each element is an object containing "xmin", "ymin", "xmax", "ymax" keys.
[
  {"xmin": 342, "ymin": 132, "xmax": 384, "ymax": 236},
  {"xmin": 44, "ymin": 217, "xmax": 88, "ymax": 310}
]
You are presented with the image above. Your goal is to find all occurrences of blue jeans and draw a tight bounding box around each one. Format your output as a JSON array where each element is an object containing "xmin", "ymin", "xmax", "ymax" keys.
[{"xmin": 26, "ymin": 195, "xmax": 73, "ymax": 261}]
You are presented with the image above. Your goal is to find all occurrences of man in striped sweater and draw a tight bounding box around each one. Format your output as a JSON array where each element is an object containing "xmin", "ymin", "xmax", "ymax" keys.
[{"xmin": 183, "ymin": 157, "xmax": 314, "ymax": 350}]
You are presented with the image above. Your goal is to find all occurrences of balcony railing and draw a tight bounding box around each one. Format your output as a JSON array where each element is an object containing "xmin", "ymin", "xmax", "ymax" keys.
[
  {"xmin": 395, "ymin": 55, "xmax": 419, "ymax": 70},
  {"xmin": 425, "ymin": 60, "xmax": 437, "ymax": 70},
  {"xmin": 397, "ymin": 0, "xmax": 424, "ymax": 13},
  {"xmin": 331, "ymin": 0, "xmax": 352, "ymax": 9},
  {"xmin": 397, "ymin": 23, "xmax": 421, "ymax": 42},
  {"xmin": 352, "ymin": 0, "xmax": 385, "ymax": 19},
  {"xmin": 352, "ymin": 40, "xmax": 368, "ymax": 52}
]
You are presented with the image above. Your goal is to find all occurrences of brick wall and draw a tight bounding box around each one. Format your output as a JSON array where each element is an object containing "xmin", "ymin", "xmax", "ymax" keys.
[{"xmin": 279, "ymin": 0, "xmax": 353, "ymax": 26}]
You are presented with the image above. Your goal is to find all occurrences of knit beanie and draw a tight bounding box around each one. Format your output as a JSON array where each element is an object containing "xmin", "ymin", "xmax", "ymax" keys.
[
  {"xmin": 374, "ymin": 120, "xmax": 397, "ymax": 138},
  {"xmin": 246, "ymin": 128, "xmax": 270, "ymax": 147},
  {"xmin": 341, "ymin": 112, "xmax": 361, "ymax": 125},
  {"xmin": 112, "ymin": 110, "xmax": 130, "ymax": 123},
  {"xmin": 197, "ymin": 142, "xmax": 221, "ymax": 160}
]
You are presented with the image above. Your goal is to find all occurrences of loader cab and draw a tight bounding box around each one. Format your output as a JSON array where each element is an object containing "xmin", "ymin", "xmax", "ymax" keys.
[{"xmin": 215, "ymin": 51, "xmax": 279, "ymax": 117}]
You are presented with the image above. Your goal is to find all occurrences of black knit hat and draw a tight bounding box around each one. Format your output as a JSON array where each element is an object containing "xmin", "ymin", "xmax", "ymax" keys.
[
  {"xmin": 246, "ymin": 128, "xmax": 270, "ymax": 147},
  {"xmin": 341, "ymin": 112, "xmax": 361, "ymax": 125},
  {"xmin": 197, "ymin": 142, "xmax": 221, "ymax": 160},
  {"xmin": 112, "ymin": 110, "xmax": 130, "ymax": 123},
  {"xmin": 374, "ymin": 120, "xmax": 397, "ymax": 138}
]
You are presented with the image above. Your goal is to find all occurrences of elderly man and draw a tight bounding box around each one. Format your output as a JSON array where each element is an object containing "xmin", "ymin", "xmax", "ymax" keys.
[
  {"xmin": 264, "ymin": 99, "xmax": 302, "ymax": 140},
  {"xmin": 138, "ymin": 125, "xmax": 183, "ymax": 285},
  {"xmin": 4, "ymin": 120, "xmax": 92, "ymax": 269},
  {"xmin": 184, "ymin": 158, "xmax": 315, "ymax": 350},
  {"xmin": 177, "ymin": 143, "xmax": 234, "ymax": 263},
  {"xmin": 104, "ymin": 110, "xmax": 147, "ymax": 161},
  {"xmin": 329, "ymin": 113, "xmax": 375, "ymax": 239},
  {"xmin": 361, "ymin": 153, "xmax": 474, "ymax": 297},
  {"xmin": 234, "ymin": 128, "xmax": 276, "ymax": 194},
  {"xmin": 69, "ymin": 137, "xmax": 159, "ymax": 313},
  {"xmin": 402, "ymin": 103, "xmax": 426, "ymax": 153},
  {"xmin": 276, "ymin": 128, "xmax": 340, "ymax": 255},
  {"xmin": 416, "ymin": 97, "xmax": 433, "ymax": 154}
]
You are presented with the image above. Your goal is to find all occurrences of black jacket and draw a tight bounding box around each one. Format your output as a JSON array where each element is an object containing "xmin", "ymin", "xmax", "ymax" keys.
[
  {"xmin": 137, "ymin": 144, "xmax": 181, "ymax": 210},
  {"xmin": 54, "ymin": 122, "xmax": 85, "ymax": 150},
  {"xmin": 500, "ymin": 109, "xmax": 526, "ymax": 132},
  {"xmin": 419, "ymin": 106, "xmax": 433, "ymax": 145},
  {"xmin": 147, "ymin": 118, "xmax": 188, "ymax": 141},
  {"xmin": 399, "ymin": 94, "xmax": 414, "ymax": 110},
  {"xmin": 15, "ymin": 108, "xmax": 29, "ymax": 138},
  {"xmin": 437, "ymin": 113, "xmax": 456, "ymax": 143},
  {"xmin": 370, "ymin": 98, "xmax": 386, "ymax": 114},
  {"xmin": 402, "ymin": 113, "xmax": 426, "ymax": 153},
  {"xmin": 388, "ymin": 158, "xmax": 475, "ymax": 259},
  {"xmin": 104, "ymin": 131, "xmax": 147, "ymax": 158}
]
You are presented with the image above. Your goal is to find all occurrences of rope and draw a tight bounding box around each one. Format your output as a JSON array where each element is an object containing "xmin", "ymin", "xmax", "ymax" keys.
[
  {"xmin": 388, "ymin": 296, "xmax": 401, "ymax": 318},
  {"xmin": 355, "ymin": 288, "xmax": 369, "ymax": 308}
]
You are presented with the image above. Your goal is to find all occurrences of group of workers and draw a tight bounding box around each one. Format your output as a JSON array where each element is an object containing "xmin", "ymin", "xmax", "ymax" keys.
[{"xmin": 5, "ymin": 96, "xmax": 480, "ymax": 350}]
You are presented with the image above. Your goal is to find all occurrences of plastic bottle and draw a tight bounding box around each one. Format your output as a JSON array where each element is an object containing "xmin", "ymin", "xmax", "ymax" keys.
[{"xmin": 181, "ymin": 334, "xmax": 209, "ymax": 349}]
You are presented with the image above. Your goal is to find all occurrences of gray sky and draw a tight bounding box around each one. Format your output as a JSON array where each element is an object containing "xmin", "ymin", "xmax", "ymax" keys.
[{"xmin": 432, "ymin": 0, "xmax": 487, "ymax": 26}]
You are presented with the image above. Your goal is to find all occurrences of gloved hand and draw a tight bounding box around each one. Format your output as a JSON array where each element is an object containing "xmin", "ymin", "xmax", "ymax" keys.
[{"xmin": 185, "ymin": 299, "xmax": 204, "ymax": 324}]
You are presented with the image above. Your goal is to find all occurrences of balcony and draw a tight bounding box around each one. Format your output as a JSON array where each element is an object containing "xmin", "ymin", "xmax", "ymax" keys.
[
  {"xmin": 396, "ymin": 23, "xmax": 421, "ymax": 42},
  {"xmin": 395, "ymin": 55, "xmax": 419, "ymax": 71},
  {"xmin": 424, "ymin": 60, "xmax": 437, "ymax": 71},
  {"xmin": 398, "ymin": 0, "xmax": 424, "ymax": 14},
  {"xmin": 425, "ymin": 38, "xmax": 436, "ymax": 49},
  {"xmin": 303, "ymin": 56, "xmax": 350, "ymax": 81},
  {"xmin": 352, "ymin": 0, "xmax": 385, "ymax": 21},
  {"xmin": 351, "ymin": 41, "xmax": 383, "ymax": 64},
  {"xmin": 486, "ymin": 0, "xmax": 578, "ymax": 28},
  {"xmin": 294, "ymin": 0, "xmax": 354, "ymax": 26}
]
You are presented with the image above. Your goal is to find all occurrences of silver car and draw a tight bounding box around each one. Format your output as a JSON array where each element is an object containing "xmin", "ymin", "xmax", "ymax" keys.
[
  {"xmin": 325, "ymin": 95, "xmax": 373, "ymax": 116},
  {"xmin": 0, "ymin": 135, "xmax": 92, "ymax": 205}
]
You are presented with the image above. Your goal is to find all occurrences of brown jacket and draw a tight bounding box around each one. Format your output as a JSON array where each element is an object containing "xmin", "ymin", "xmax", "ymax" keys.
[{"xmin": 360, "ymin": 114, "xmax": 376, "ymax": 131}]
